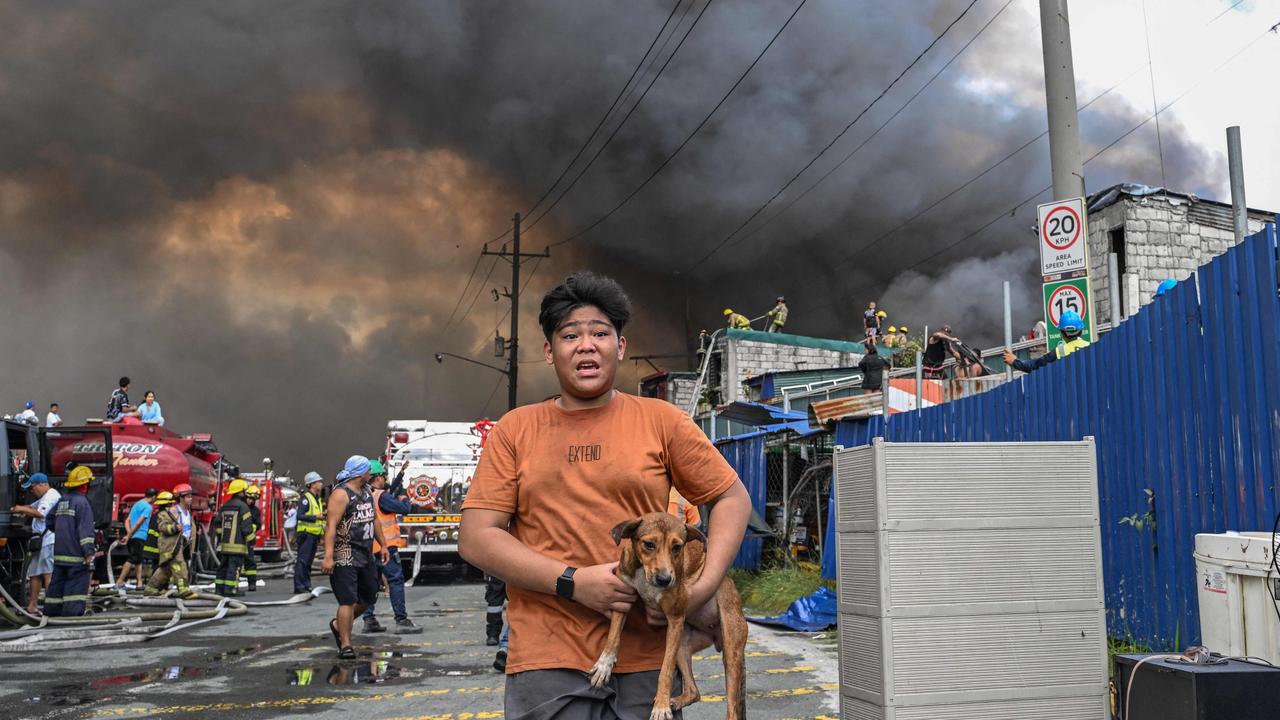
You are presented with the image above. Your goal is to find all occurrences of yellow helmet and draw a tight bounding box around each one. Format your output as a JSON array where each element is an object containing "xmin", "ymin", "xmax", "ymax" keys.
[
  {"xmin": 225, "ymin": 478, "xmax": 248, "ymax": 496},
  {"xmin": 245, "ymin": 484, "xmax": 261, "ymax": 498},
  {"xmin": 876, "ymin": 310, "xmax": 887, "ymax": 317},
  {"xmin": 154, "ymin": 491, "xmax": 176, "ymax": 506},
  {"xmin": 723, "ymin": 308, "xmax": 734, "ymax": 316},
  {"xmin": 900, "ymin": 326, "xmax": 909, "ymax": 332},
  {"xmin": 66, "ymin": 466, "xmax": 94, "ymax": 488},
  {"xmin": 888, "ymin": 326, "xmax": 898, "ymax": 333}
]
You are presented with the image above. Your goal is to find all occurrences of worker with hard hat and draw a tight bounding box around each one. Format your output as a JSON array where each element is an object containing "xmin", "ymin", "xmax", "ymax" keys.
[
  {"xmin": 214, "ymin": 478, "xmax": 256, "ymax": 597},
  {"xmin": 173, "ymin": 484, "xmax": 195, "ymax": 586},
  {"xmin": 242, "ymin": 484, "xmax": 262, "ymax": 592},
  {"xmin": 1003, "ymin": 310, "xmax": 1090, "ymax": 373},
  {"xmin": 143, "ymin": 492, "xmax": 197, "ymax": 598},
  {"xmin": 45, "ymin": 465, "xmax": 97, "ymax": 617},
  {"xmin": 724, "ymin": 308, "xmax": 751, "ymax": 330},
  {"xmin": 765, "ymin": 297, "xmax": 788, "ymax": 333},
  {"xmin": 360, "ymin": 459, "xmax": 421, "ymax": 634},
  {"xmin": 294, "ymin": 471, "xmax": 326, "ymax": 594},
  {"xmin": 884, "ymin": 326, "xmax": 899, "ymax": 349}
]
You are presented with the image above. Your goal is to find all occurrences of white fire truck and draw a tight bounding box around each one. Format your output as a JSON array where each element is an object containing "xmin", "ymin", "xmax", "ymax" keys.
[{"xmin": 383, "ymin": 418, "xmax": 494, "ymax": 578}]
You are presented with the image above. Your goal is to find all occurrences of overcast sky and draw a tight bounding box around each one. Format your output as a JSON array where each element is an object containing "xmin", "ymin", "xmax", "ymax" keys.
[{"xmin": 1, "ymin": 0, "xmax": 1275, "ymax": 476}]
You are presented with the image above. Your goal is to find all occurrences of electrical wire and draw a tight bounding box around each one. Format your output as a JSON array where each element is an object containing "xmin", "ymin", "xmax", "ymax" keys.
[
  {"xmin": 714, "ymin": 0, "xmax": 1016, "ymax": 262},
  {"xmin": 440, "ymin": 253, "xmax": 485, "ymax": 334},
  {"xmin": 522, "ymin": 0, "xmax": 718, "ymax": 238},
  {"xmin": 545, "ymin": 0, "xmax": 808, "ymax": 249},
  {"xmin": 1141, "ymin": 0, "xmax": 1169, "ymax": 191},
  {"xmin": 446, "ymin": 256, "xmax": 500, "ymax": 334},
  {"xmin": 683, "ymin": 0, "xmax": 985, "ymax": 272},
  {"xmin": 475, "ymin": 255, "xmax": 544, "ymax": 355}
]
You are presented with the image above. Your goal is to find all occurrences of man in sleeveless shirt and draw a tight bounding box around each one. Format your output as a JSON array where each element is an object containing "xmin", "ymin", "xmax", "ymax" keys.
[{"xmin": 321, "ymin": 455, "xmax": 389, "ymax": 659}]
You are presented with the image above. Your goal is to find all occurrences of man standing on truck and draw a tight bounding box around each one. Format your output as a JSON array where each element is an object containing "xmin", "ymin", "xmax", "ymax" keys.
[
  {"xmin": 243, "ymin": 484, "xmax": 262, "ymax": 592},
  {"xmin": 214, "ymin": 479, "xmax": 254, "ymax": 597},
  {"xmin": 119, "ymin": 487, "xmax": 156, "ymax": 590},
  {"xmin": 360, "ymin": 459, "xmax": 421, "ymax": 635},
  {"xmin": 11, "ymin": 472, "xmax": 59, "ymax": 615},
  {"xmin": 321, "ymin": 455, "xmax": 389, "ymax": 659},
  {"xmin": 294, "ymin": 472, "xmax": 325, "ymax": 594},
  {"xmin": 45, "ymin": 466, "xmax": 96, "ymax": 617}
]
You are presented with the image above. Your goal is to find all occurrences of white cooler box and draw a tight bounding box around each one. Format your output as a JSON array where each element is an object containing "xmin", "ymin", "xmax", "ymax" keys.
[{"xmin": 1194, "ymin": 531, "xmax": 1280, "ymax": 664}]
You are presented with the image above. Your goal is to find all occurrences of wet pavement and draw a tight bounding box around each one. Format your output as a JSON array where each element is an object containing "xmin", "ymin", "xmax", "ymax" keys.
[{"xmin": 4, "ymin": 573, "xmax": 838, "ymax": 719}]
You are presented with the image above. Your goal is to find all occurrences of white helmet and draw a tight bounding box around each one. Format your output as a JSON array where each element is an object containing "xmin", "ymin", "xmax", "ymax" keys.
[{"xmin": 304, "ymin": 471, "xmax": 323, "ymax": 485}]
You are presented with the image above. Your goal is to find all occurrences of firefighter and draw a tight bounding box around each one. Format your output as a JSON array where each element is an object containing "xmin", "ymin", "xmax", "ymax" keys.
[
  {"xmin": 294, "ymin": 471, "xmax": 325, "ymax": 594},
  {"xmin": 723, "ymin": 308, "xmax": 751, "ymax": 330},
  {"xmin": 1003, "ymin": 310, "xmax": 1090, "ymax": 373},
  {"xmin": 765, "ymin": 296, "xmax": 788, "ymax": 333},
  {"xmin": 214, "ymin": 478, "xmax": 255, "ymax": 597},
  {"xmin": 360, "ymin": 459, "xmax": 421, "ymax": 634},
  {"xmin": 143, "ymin": 492, "xmax": 196, "ymax": 598},
  {"xmin": 45, "ymin": 466, "xmax": 96, "ymax": 617},
  {"xmin": 243, "ymin": 484, "xmax": 262, "ymax": 592}
]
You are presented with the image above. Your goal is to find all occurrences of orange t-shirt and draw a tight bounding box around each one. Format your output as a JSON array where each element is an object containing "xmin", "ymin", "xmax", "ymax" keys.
[
  {"xmin": 462, "ymin": 392, "xmax": 739, "ymax": 675},
  {"xmin": 668, "ymin": 488, "xmax": 701, "ymax": 525}
]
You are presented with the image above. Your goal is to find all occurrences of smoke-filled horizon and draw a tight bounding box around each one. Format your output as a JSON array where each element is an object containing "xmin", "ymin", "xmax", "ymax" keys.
[{"xmin": 0, "ymin": 1, "xmax": 1251, "ymax": 475}]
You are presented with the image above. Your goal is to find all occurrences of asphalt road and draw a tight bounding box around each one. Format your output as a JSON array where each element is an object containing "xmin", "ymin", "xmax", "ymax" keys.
[{"xmin": 5, "ymin": 572, "xmax": 838, "ymax": 720}]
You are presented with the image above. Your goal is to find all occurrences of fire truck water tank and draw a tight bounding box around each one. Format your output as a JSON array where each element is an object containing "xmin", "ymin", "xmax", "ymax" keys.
[{"xmin": 1194, "ymin": 532, "xmax": 1280, "ymax": 665}]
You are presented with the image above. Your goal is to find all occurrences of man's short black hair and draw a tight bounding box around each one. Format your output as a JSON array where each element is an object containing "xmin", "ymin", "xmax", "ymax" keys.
[
  {"xmin": 539, "ymin": 271, "xmax": 632, "ymax": 340},
  {"xmin": 50, "ymin": 402, "xmax": 59, "ymax": 408},
  {"xmin": 145, "ymin": 488, "xmax": 158, "ymax": 498},
  {"xmin": 119, "ymin": 376, "xmax": 131, "ymax": 387}
]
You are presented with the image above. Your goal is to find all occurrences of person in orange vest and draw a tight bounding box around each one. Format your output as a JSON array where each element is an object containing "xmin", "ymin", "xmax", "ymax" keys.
[{"xmin": 360, "ymin": 459, "xmax": 421, "ymax": 634}]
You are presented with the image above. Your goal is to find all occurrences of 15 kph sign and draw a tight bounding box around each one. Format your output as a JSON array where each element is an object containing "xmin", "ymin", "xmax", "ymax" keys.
[
  {"xmin": 1038, "ymin": 198, "xmax": 1087, "ymax": 277},
  {"xmin": 1042, "ymin": 277, "xmax": 1093, "ymax": 353}
]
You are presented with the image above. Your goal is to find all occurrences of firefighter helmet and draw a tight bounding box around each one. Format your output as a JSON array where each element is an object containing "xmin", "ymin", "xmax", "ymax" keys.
[
  {"xmin": 723, "ymin": 308, "xmax": 734, "ymax": 316},
  {"xmin": 66, "ymin": 466, "xmax": 94, "ymax": 488},
  {"xmin": 225, "ymin": 478, "xmax": 248, "ymax": 496},
  {"xmin": 173, "ymin": 483, "xmax": 193, "ymax": 496},
  {"xmin": 154, "ymin": 491, "xmax": 176, "ymax": 506},
  {"xmin": 876, "ymin": 310, "xmax": 887, "ymax": 318},
  {"xmin": 900, "ymin": 326, "xmax": 909, "ymax": 332},
  {"xmin": 888, "ymin": 326, "xmax": 898, "ymax": 333},
  {"xmin": 245, "ymin": 484, "xmax": 261, "ymax": 498}
]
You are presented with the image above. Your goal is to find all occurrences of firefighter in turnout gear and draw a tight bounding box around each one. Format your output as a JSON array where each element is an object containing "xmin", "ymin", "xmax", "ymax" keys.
[
  {"xmin": 45, "ymin": 466, "xmax": 96, "ymax": 617},
  {"xmin": 294, "ymin": 472, "xmax": 325, "ymax": 594},
  {"xmin": 765, "ymin": 296, "xmax": 788, "ymax": 333},
  {"xmin": 144, "ymin": 492, "xmax": 196, "ymax": 598},
  {"xmin": 243, "ymin": 484, "xmax": 262, "ymax": 592},
  {"xmin": 215, "ymin": 479, "xmax": 255, "ymax": 597},
  {"xmin": 1003, "ymin": 310, "xmax": 1090, "ymax": 373},
  {"xmin": 723, "ymin": 308, "xmax": 751, "ymax": 330}
]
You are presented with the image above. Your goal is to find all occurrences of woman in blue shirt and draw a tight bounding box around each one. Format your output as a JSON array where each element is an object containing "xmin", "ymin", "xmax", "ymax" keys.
[{"xmin": 135, "ymin": 391, "xmax": 165, "ymax": 426}]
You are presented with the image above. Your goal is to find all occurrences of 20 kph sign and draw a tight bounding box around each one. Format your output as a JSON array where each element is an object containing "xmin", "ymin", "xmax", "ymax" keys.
[{"xmin": 1038, "ymin": 198, "xmax": 1087, "ymax": 277}]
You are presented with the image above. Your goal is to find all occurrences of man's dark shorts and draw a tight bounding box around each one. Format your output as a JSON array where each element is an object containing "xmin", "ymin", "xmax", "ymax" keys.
[
  {"xmin": 126, "ymin": 538, "xmax": 146, "ymax": 565},
  {"xmin": 505, "ymin": 668, "xmax": 682, "ymax": 720},
  {"xmin": 330, "ymin": 563, "xmax": 378, "ymax": 606}
]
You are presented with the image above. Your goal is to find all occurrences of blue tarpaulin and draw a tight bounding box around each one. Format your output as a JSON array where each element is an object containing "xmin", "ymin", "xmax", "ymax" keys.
[{"xmin": 746, "ymin": 586, "xmax": 838, "ymax": 631}]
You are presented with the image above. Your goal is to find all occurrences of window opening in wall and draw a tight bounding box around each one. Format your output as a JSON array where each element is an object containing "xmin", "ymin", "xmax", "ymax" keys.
[{"xmin": 1109, "ymin": 226, "xmax": 1127, "ymax": 318}]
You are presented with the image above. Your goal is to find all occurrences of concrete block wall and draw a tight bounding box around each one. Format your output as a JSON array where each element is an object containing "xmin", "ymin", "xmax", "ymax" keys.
[
  {"xmin": 668, "ymin": 377, "xmax": 698, "ymax": 411},
  {"xmin": 720, "ymin": 339, "xmax": 860, "ymax": 404}
]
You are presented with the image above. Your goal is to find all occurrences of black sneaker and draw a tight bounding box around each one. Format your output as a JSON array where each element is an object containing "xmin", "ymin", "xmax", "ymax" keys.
[
  {"xmin": 485, "ymin": 632, "xmax": 500, "ymax": 646},
  {"xmin": 394, "ymin": 618, "xmax": 422, "ymax": 635},
  {"xmin": 493, "ymin": 649, "xmax": 507, "ymax": 672},
  {"xmin": 363, "ymin": 618, "xmax": 387, "ymax": 633}
]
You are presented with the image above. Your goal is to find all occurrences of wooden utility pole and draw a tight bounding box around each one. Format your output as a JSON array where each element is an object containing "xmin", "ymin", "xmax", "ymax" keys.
[{"xmin": 482, "ymin": 213, "xmax": 549, "ymax": 410}]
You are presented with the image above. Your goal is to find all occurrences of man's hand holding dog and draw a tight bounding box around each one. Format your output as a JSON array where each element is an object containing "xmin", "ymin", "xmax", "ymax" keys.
[
  {"xmin": 573, "ymin": 561, "xmax": 637, "ymax": 616},
  {"xmin": 643, "ymin": 576, "xmax": 720, "ymax": 631}
]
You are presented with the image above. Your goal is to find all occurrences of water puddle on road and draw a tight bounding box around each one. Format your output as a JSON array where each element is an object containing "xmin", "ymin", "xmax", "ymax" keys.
[{"xmin": 288, "ymin": 650, "xmax": 482, "ymax": 686}]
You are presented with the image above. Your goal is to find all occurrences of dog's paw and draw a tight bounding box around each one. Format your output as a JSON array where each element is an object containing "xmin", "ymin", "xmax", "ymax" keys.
[
  {"xmin": 589, "ymin": 652, "xmax": 616, "ymax": 688},
  {"xmin": 648, "ymin": 706, "xmax": 674, "ymax": 720}
]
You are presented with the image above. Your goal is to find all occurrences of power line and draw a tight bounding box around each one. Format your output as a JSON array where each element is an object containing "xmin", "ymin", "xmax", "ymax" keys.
[
  {"xmin": 682, "ymin": 0, "xmax": 985, "ymax": 272},
  {"xmin": 521, "ymin": 0, "xmax": 718, "ymax": 238},
  {"xmin": 447, "ymin": 255, "xmax": 500, "ymax": 334},
  {"xmin": 441, "ymin": 253, "xmax": 484, "ymax": 333},
  {"xmin": 545, "ymin": 0, "xmax": 810, "ymax": 249},
  {"xmin": 475, "ymin": 255, "xmax": 545, "ymax": 355},
  {"xmin": 714, "ymin": 0, "xmax": 1015, "ymax": 261}
]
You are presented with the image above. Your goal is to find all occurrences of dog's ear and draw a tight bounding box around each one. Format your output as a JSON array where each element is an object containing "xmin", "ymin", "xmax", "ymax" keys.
[
  {"xmin": 684, "ymin": 523, "xmax": 707, "ymax": 545},
  {"xmin": 611, "ymin": 518, "xmax": 643, "ymax": 546}
]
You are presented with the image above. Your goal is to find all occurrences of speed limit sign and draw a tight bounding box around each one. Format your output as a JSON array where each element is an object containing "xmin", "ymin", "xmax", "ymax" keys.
[
  {"xmin": 1042, "ymin": 277, "xmax": 1094, "ymax": 352},
  {"xmin": 1038, "ymin": 198, "xmax": 1088, "ymax": 277}
]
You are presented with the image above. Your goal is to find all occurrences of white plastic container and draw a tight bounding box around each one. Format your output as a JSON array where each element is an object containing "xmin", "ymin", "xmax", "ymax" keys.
[{"xmin": 1194, "ymin": 531, "xmax": 1280, "ymax": 664}]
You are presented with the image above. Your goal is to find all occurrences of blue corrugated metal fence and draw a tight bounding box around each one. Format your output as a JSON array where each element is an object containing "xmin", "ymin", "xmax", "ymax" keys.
[
  {"xmin": 834, "ymin": 220, "xmax": 1280, "ymax": 649},
  {"xmin": 719, "ymin": 434, "xmax": 767, "ymax": 570}
]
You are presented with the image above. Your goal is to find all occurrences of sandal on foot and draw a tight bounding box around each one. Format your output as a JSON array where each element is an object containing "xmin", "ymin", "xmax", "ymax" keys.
[
  {"xmin": 338, "ymin": 646, "xmax": 357, "ymax": 660},
  {"xmin": 328, "ymin": 619, "xmax": 343, "ymax": 650}
]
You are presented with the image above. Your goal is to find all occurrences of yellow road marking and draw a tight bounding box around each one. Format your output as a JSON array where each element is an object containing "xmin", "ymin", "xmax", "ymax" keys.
[
  {"xmin": 692, "ymin": 650, "xmax": 783, "ymax": 661},
  {"xmin": 766, "ymin": 665, "xmax": 816, "ymax": 674}
]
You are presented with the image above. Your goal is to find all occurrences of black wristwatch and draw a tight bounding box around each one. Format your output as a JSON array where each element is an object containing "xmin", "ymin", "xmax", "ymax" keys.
[{"xmin": 556, "ymin": 566, "xmax": 577, "ymax": 599}]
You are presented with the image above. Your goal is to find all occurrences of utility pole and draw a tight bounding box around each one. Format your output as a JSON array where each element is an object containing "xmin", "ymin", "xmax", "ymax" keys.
[
  {"xmin": 1226, "ymin": 126, "xmax": 1248, "ymax": 244},
  {"xmin": 482, "ymin": 212, "xmax": 550, "ymax": 410},
  {"xmin": 1039, "ymin": 0, "xmax": 1086, "ymax": 201}
]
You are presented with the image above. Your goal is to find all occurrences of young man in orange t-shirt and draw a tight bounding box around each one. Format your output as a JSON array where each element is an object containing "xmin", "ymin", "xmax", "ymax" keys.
[{"xmin": 460, "ymin": 271, "xmax": 750, "ymax": 719}]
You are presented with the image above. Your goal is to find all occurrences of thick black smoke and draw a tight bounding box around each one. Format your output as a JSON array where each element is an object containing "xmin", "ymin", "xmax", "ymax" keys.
[{"xmin": 0, "ymin": 1, "xmax": 1222, "ymax": 473}]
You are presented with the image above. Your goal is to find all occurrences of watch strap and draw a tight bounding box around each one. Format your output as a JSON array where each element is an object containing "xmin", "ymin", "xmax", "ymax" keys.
[{"xmin": 556, "ymin": 566, "xmax": 577, "ymax": 599}]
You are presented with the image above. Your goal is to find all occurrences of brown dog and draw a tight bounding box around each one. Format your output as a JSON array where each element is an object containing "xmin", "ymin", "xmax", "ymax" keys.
[{"xmin": 589, "ymin": 512, "xmax": 747, "ymax": 720}]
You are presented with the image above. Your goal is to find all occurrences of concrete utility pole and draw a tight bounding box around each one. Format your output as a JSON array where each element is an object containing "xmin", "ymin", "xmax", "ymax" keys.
[
  {"xmin": 1226, "ymin": 126, "xmax": 1248, "ymax": 244},
  {"xmin": 482, "ymin": 213, "xmax": 550, "ymax": 410},
  {"xmin": 1039, "ymin": 0, "xmax": 1086, "ymax": 201}
]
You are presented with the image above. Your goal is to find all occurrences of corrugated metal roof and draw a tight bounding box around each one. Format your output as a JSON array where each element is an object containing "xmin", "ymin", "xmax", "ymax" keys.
[{"xmin": 726, "ymin": 328, "xmax": 865, "ymax": 354}]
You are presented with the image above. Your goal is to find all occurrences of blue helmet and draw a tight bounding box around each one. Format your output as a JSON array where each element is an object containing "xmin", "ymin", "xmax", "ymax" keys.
[
  {"xmin": 1057, "ymin": 310, "xmax": 1084, "ymax": 333},
  {"xmin": 1155, "ymin": 278, "xmax": 1178, "ymax": 297}
]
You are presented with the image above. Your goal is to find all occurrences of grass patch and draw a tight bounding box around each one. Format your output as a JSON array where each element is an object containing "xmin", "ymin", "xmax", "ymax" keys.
[
  {"xmin": 728, "ymin": 563, "xmax": 823, "ymax": 615},
  {"xmin": 1108, "ymin": 636, "xmax": 1150, "ymax": 675}
]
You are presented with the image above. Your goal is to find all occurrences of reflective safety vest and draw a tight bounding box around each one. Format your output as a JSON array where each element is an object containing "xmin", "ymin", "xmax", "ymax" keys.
[
  {"xmin": 1055, "ymin": 337, "xmax": 1091, "ymax": 359},
  {"xmin": 371, "ymin": 488, "xmax": 405, "ymax": 551},
  {"xmin": 217, "ymin": 497, "xmax": 254, "ymax": 555},
  {"xmin": 297, "ymin": 492, "xmax": 325, "ymax": 536}
]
